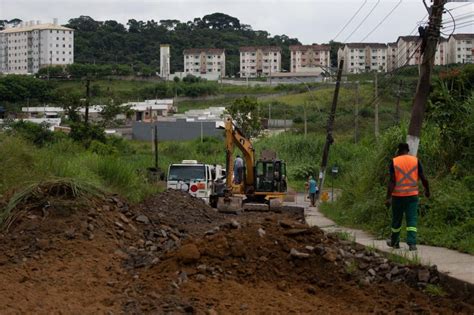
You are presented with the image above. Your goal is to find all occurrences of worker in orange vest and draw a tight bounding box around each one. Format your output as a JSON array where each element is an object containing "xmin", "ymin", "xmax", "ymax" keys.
[{"xmin": 385, "ymin": 143, "xmax": 430, "ymax": 251}]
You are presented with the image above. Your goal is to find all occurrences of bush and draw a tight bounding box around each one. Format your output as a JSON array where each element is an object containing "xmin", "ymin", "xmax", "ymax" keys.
[{"xmin": 7, "ymin": 120, "xmax": 57, "ymax": 146}]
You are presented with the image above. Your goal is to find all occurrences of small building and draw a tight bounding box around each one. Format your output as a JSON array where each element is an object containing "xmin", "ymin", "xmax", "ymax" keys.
[
  {"xmin": 239, "ymin": 46, "xmax": 281, "ymax": 78},
  {"xmin": 448, "ymin": 33, "xmax": 474, "ymax": 64},
  {"xmin": 122, "ymin": 99, "xmax": 176, "ymax": 122},
  {"xmin": 183, "ymin": 48, "xmax": 225, "ymax": 80},
  {"xmin": 290, "ymin": 44, "xmax": 331, "ymax": 74}
]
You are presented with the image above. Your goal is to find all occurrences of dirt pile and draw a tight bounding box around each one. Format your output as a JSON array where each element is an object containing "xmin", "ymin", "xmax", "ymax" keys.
[
  {"xmin": 0, "ymin": 184, "xmax": 472, "ymax": 314},
  {"xmin": 127, "ymin": 215, "xmax": 473, "ymax": 314}
]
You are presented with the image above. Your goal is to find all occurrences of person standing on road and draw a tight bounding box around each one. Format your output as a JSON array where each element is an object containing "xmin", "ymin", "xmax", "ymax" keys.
[
  {"xmin": 385, "ymin": 143, "xmax": 430, "ymax": 251},
  {"xmin": 306, "ymin": 176, "xmax": 318, "ymax": 207},
  {"xmin": 233, "ymin": 155, "xmax": 244, "ymax": 184}
]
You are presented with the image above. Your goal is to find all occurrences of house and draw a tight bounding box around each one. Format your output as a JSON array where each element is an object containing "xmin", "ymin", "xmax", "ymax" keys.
[
  {"xmin": 448, "ymin": 33, "xmax": 474, "ymax": 64},
  {"xmin": 183, "ymin": 48, "xmax": 225, "ymax": 80},
  {"xmin": 239, "ymin": 46, "xmax": 281, "ymax": 78},
  {"xmin": 289, "ymin": 44, "xmax": 331, "ymax": 74},
  {"xmin": 0, "ymin": 19, "xmax": 74, "ymax": 74},
  {"xmin": 122, "ymin": 99, "xmax": 176, "ymax": 122}
]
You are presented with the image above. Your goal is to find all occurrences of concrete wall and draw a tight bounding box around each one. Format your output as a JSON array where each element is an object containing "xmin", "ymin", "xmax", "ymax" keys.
[{"xmin": 132, "ymin": 120, "xmax": 223, "ymax": 141}]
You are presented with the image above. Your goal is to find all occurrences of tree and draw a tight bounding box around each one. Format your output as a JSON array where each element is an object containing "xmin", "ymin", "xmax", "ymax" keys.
[
  {"xmin": 99, "ymin": 100, "xmax": 132, "ymax": 127},
  {"xmin": 225, "ymin": 97, "xmax": 262, "ymax": 138},
  {"xmin": 328, "ymin": 40, "xmax": 343, "ymax": 67},
  {"xmin": 52, "ymin": 89, "xmax": 83, "ymax": 123}
]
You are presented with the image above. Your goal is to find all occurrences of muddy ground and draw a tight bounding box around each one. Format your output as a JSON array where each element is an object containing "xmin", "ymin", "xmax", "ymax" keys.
[{"xmin": 0, "ymin": 187, "xmax": 472, "ymax": 314}]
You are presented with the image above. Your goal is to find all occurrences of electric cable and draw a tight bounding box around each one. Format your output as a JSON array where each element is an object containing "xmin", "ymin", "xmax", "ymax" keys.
[
  {"xmin": 360, "ymin": 0, "xmax": 403, "ymax": 42},
  {"xmin": 343, "ymin": 0, "xmax": 381, "ymax": 43},
  {"xmin": 333, "ymin": 0, "xmax": 368, "ymax": 41}
]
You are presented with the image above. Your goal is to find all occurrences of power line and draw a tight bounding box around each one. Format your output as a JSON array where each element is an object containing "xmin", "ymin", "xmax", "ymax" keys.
[
  {"xmin": 360, "ymin": 0, "xmax": 403, "ymax": 42},
  {"xmin": 333, "ymin": 0, "xmax": 368, "ymax": 41},
  {"xmin": 448, "ymin": 2, "xmax": 473, "ymax": 12},
  {"xmin": 445, "ymin": 22, "xmax": 474, "ymax": 31},
  {"xmin": 343, "ymin": 0, "xmax": 381, "ymax": 43},
  {"xmin": 442, "ymin": 14, "xmax": 474, "ymax": 25}
]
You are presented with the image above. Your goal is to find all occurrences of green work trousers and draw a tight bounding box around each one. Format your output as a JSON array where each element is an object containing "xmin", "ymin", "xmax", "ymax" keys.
[{"xmin": 390, "ymin": 196, "xmax": 418, "ymax": 246}]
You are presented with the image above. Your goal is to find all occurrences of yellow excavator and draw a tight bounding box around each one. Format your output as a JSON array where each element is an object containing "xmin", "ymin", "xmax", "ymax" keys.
[{"xmin": 215, "ymin": 117, "xmax": 287, "ymax": 212}]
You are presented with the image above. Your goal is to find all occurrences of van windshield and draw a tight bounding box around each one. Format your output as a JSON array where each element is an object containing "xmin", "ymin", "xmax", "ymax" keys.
[{"xmin": 168, "ymin": 165, "xmax": 206, "ymax": 182}]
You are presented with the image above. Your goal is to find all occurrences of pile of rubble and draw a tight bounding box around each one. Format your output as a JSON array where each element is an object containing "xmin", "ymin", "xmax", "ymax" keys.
[{"xmin": 0, "ymin": 184, "xmax": 472, "ymax": 314}]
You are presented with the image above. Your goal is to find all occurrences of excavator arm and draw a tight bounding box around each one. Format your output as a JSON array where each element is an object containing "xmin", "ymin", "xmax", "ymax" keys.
[{"xmin": 224, "ymin": 117, "xmax": 255, "ymax": 193}]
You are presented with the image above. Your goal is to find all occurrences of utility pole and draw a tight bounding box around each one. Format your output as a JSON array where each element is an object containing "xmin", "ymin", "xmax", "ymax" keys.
[
  {"xmin": 318, "ymin": 59, "xmax": 344, "ymax": 200},
  {"xmin": 354, "ymin": 81, "xmax": 359, "ymax": 143},
  {"xmin": 407, "ymin": 0, "xmax": 446, "ymax": 156},
  {"xmin": 395, "ymin": 80, "xmax": 403, "ymax": 124},
  {"xmin": 85, "ymin": 78, "xmax": 91, "ymax": 124},
  {"xmin": 374, "ymin": 72, "xmax": 379, "ymax": 140},
  {"xmin": 303, "ymin": 101, "xmax": 307, "ymax": 138}
]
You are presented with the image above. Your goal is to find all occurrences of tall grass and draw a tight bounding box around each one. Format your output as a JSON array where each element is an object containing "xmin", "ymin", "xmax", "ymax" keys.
[{"xmin": 0, "ymin": 136, "xmax": 162, "ymax": 203}]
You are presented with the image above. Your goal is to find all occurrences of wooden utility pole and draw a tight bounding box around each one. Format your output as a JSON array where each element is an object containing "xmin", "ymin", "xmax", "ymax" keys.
[
  {"xmin": 407, "ymin": 0, "xmax": 446, "ymax": 156},
  {"xmin": 395, "ymin": 80, "xmax": 403, "ymax": 124},
  {"xmin": 374, "ymin": 72, "xmax": 379, "ymax": 140},
  {"xmin": 318, "ymin": 59, "xmax": 344, "ymax": 200},
  {"xmin": 303, "ymin": 101, "xmax": 308, "ymax": 138},
  {"xmin": 354, "ymin": 81, "xmax": 359, "ymax": 143},
  {"xmin": 85, "ymin": 78, "xmax": 91, "ymax": 124}
]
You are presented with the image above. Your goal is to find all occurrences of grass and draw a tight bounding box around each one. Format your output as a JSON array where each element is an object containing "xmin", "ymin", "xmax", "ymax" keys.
[
  {"xmin": 387, "ymin": 250, "xmax": 422, "ymax": 266},
  {"xmin": 425, "ymin": 284, "xmax": 447, "ymax": 297},
  {"xmin": 336, "ymin": 231, "xmax": 356, "ymax": 243},
  {"xmin": 0, "ymin": 136, "xmax": 163, "ymax": 204}
]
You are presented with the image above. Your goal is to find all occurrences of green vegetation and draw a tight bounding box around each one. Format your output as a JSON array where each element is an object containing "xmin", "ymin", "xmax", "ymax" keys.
[
  {"xmin": 425, "ymin": 284, "xmax": 447, "ymax": 297},
  {"xmin": 319, "ymin": 65, "xmax": 474, "ymax": 254},
  {"xmin": 0, "ymin": 123, "xmax": 162, "ymax": 203},
  {"xmin": 386, "ymin": 250, "xmax": 422, "ymax": 266},
  {"xmin": 65, "ymin": 14, "xmax": 300, "ymax": 76}
]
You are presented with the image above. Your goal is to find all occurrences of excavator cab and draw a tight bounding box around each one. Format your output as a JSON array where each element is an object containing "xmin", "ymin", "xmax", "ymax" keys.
[{"xmin": 255, "ymin": 160, "xmax": 287, "ymax": 193}]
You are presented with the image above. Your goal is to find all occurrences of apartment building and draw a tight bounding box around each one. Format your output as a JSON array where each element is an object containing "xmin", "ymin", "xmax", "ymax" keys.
[
  {"xmin": 0, "ymin": 19, "xmax": 74, "ymax": 74},
  {"xmin": 183, "ymin": 48, "xmax": 225, "ymax": 79},
  {"xmin": 448, "ymin": 33, "xmax": 473, "ymax": 64},
  {"xmin": 395, "ymin": 36, "xmax": 421, "ymax": 68},
  {"xmin": 387, "ymin": 42, "xmax": 397, "ymax": 72},
  {"xmin": 435, "ymin": 37, "xmax": 448, "ymax": 66},
  {"xmin": 239, "ymin": 46, "xmax": 281, "ymax": 78},
  {"xmin": 289, "ymin": 44, "xmax": 330, "ymax": 74},
  {"xmin": 337, "ymin": 43, "xmax": 387, "ymax": 74}
]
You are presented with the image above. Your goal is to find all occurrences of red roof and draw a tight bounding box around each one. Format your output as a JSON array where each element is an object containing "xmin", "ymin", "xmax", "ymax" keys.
[{"xmin": 450, "ymin": 33, "xmax": 474, "ymax": 40}]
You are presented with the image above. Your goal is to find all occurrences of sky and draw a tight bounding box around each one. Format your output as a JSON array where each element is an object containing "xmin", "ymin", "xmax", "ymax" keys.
[{"xmin": 0, "ymin": 0, "xmax": 472, "ymax": 43}]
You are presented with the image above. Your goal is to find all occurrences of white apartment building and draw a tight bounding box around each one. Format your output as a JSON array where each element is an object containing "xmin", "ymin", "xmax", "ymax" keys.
[
  {"xmin": 448, "ymin": 33, "xmax": 473, "ymax": 64},
  {"xmin": 396, "ymin": 36, "xmax": 421, "ymax": 68},
  {"xmin": 240, "ymin": 46, "xmax": 281, "ymax": 78},
  {"xmin": 337, "ymin": 43, "xmax": 387, "ymax": 74},
  {"xmin": 0, "ymin": 19, "xmax": 74, "ymax": 74},
  {"xmin": 183, "ymin": 48, "xmax": 225, "ymax": 79},
  {"xmin": 290, "ymin": 44, "xmax": 330, "ymax": 74},
  {"xmin": 435, "ymin": 37, "xmax": 448, "ymax": 66}
]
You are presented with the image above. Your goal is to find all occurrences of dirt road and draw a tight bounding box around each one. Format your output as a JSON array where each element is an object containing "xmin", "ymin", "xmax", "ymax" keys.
[{"xmin": 0, "ymin": 187, "xmax": 472, "ymax": 314}]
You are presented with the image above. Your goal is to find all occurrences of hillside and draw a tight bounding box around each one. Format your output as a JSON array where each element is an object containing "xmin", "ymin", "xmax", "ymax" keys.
[{"xmin": 65, "ymin": 13, "xmax": 303, "ymax": 76}]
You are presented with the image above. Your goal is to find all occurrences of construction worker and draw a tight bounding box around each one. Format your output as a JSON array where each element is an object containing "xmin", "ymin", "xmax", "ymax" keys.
[
  {"xmin": 385, "ymin": 143, "xmax": 430, "ymax": 251},
  {"xmin": 233, "ymin": 155, "xmax": 244, "ymax": 184},
  {"xmin": 306, "ymin": 176, "xmax": 318, "ymax": 207}
]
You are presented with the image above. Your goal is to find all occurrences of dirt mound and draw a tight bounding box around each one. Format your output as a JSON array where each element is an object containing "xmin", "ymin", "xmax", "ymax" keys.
[
  {"xmin": 0, "ymin": 184, "xmax": 472, "ymax": 314},
  {"xmin": 134, "ymin": 216, "xmax": 473, "ymax": 314}
]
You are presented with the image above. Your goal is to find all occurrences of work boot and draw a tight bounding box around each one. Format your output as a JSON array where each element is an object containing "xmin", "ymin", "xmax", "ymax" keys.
[
  {"xmin": 386, "ymin": 240, "xmax": 400, "ymax": 249},
  {"xmin": 408, "ymin": 244, "xmax": 417, "ymax": 251}
]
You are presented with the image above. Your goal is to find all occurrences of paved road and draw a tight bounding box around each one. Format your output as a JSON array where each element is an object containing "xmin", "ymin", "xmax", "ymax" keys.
[{"xmin": 291, "ymin": 193, "xmax": 474, "ymax": 285}]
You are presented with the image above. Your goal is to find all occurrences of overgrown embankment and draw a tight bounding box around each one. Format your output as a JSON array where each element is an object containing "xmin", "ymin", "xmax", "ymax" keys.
[{"xmin": 320, "ymin": 66, "xmax": 474, "ymax": 254}]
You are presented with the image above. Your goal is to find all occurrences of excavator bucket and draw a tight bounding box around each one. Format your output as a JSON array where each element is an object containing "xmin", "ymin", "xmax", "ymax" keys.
[{"xmin": 217, "ymin": 196, "xmax": 243, "ymax": 214}]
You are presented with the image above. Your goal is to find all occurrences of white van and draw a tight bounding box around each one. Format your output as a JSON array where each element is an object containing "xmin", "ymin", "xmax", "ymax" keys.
[{"xmin": 167, "ymin": 160, "xmax": 225, "ymax": 204}]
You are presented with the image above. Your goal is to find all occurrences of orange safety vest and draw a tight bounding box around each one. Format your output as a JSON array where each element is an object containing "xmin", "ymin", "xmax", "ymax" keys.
[{"xmin": 392, "ymin": 155, "xmax": 419, "ymax": 197}]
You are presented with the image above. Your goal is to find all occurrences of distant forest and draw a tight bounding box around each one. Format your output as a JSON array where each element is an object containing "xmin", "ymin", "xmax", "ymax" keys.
[
  {"xmin": 64, "ymin": 13, "xmax": 303, "ymax": 76},
  {"xmin": 2, "ymin": 14, "xmax": 343, "ymax": 76}
]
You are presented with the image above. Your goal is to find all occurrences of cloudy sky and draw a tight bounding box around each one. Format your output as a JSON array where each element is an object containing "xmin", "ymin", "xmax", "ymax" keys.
[{"xmin": 1, "ymin": 0, "xmax": 472, "ymax": 43}]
